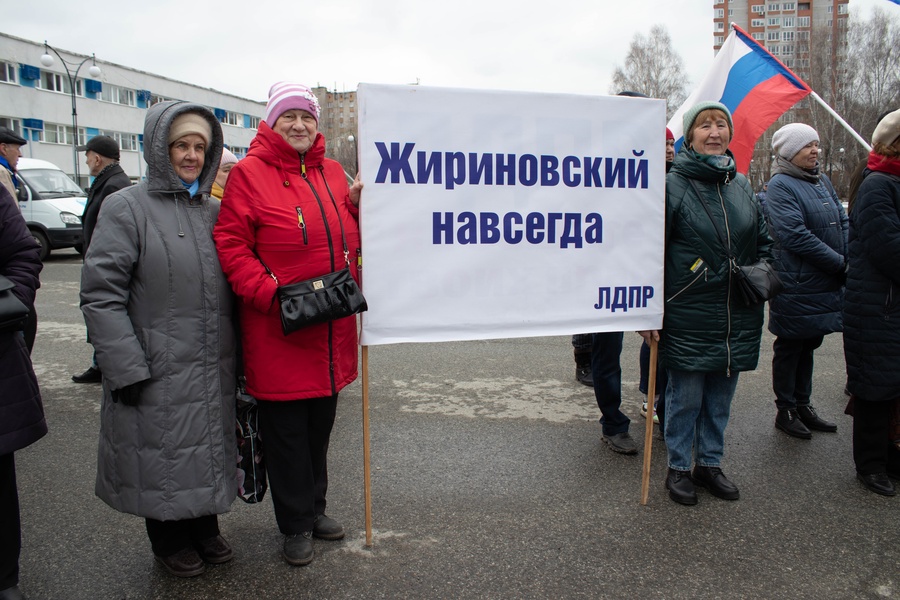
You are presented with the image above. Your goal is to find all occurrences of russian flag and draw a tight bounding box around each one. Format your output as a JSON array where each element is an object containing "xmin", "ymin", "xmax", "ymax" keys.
[{"xmin": 668, "ymin": 24, "xmax": 811, "ymax": 174}]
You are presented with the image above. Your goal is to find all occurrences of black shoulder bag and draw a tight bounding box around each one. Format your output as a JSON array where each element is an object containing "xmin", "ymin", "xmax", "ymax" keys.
[
  {"xmin": 688, "ymin": 178, "xmax": 783, "ymax": 306},
  {"xmin": 261, "ymin": 168, "xmax": 367, "ymax": 335}
]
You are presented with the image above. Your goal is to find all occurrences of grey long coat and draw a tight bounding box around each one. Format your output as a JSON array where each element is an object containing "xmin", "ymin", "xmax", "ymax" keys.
[{"xmin": 80, "ymin": 101, "xmax": 237, "ymax": 521}]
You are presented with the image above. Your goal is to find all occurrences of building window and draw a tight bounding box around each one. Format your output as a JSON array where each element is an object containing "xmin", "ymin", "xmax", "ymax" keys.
[
  {"xmin": 99, "ymin": 130, "xmax": 139, "ymax": 152},
  {"xmin": 0, "ymin": 61, "xmax": 17, "ymax": 84},
  {"xmin": 715, "ymin": 8, "xmax": 724, "ymax": 18},
  {"xmin": 752, "ymin": 4, "xmax": 766, "ymax": 13},
  {"xmin": 752, "ymin": 32, "xmax": 765, "ymax": 40},
  {"xmin": 150, "ymin": 93, "xmax": 177, "ymax": 106},
  {"xmin": 782, "ymin": 2, "xmax": 795, "ymax": 9},
  {"xmin": 0, "ymin": 117, "xmax": 22, "ymax": 134},
  {"xmin": 43, "ymin": 123, "xmax": 85, "ymax": 146},
  {"xmin": 751, "ymin": 18, "xmax": 765, "ymax": 26},
  {"xmin": 798, "ymin": 16, "xmax": 810, "ymax": 27},
  {"xmin": 714, "ymin": 21, "xmax": 725, "ymax": 31},
  {"xmin": 768, "ymin": 17, "xmax": 780, "ymax": 25},
  {"xmin": 797, "ymin": 30, "xmax": 809, "ymax": 40},
  {"xmin": 837, "ymin": 4, "xmax": 848, "ymax": 14},
  {"xmin": 714, "ymin": 35, "xmax": 725, "ymax": 45},
  {"xmin": 39, "ymin": 71, "xmax": 83, "ymax": 96},
  {"xmin": 783, "ymin": 58, "xmax": 794, "ymax": 68},
  {"xmin": 768, "ymin": 31, "xmax": 781, "ymax": 40},
  {"xmin": 768, "ymin": 2, "xmax": 780, "ymax": 10},
  {"xmin": 228, "ymin": 146, "xmax": 248, "ymax": 157},
  {"xmin": 248, "ymin": 116, "xmax": 260, "ymax": 129},
  {"xmin": 782, "ymin": 31, "xmax": 794, "ymax": 41},
  {"xmin": 798, "ymin": 2, "xmax": 810, "ymax": 9},
  {"xmin": 782, "ymin": 44, "xmax": 794, "ymax": 54},
  {"xmin": 783, "ymin": 16, "xmax": 794, "ymax": 27},
  {"xmin": 220, "ymin": 111, "xmax": 242, "ymax": 127},
  {"xmin": 770, "ymin": 46, "xmax": 780, "ymax": 55},
  {"xmin": 100, "ymin": 84, "xmax": 136, "ymax": 107}
]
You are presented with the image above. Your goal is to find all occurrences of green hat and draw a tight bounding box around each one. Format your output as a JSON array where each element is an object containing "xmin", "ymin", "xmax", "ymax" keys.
[{"xmin": 682, "ymin": 101, "xmax": 734, "ymax": 145}]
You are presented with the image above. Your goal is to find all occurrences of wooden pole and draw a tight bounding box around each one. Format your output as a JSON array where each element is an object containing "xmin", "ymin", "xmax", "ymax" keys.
[
  {"xmin": 362, "ymin": 344, "xmax": 373, "ymax": 546},
  {"xmin": 640, "ymin": 338, "xmax": 658, "ymax": 505}
]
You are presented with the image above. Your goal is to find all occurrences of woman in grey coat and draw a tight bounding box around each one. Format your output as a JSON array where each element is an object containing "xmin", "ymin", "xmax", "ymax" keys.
[
  {"xmin": 765, "ymin": 123, "xmax": 847, "ymax": 440},
  {"xmin": 80, "ymin": 102, "xmax": 237, "ymax": 578}
]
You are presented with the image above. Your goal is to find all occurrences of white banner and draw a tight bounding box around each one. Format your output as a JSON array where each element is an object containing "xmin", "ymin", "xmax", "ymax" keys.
[{"xmin": 358, "ymin": 84, "xmax": 665, "ymax": 345}]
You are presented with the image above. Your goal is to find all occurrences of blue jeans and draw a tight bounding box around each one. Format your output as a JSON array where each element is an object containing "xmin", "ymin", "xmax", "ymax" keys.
[
  {"xmin": 591, "ymin": 332, "xmax": 628, "ymax": 436},
  {"xmin": 664, "ymin": 369, "xmax": 739, "ymax": 471}
]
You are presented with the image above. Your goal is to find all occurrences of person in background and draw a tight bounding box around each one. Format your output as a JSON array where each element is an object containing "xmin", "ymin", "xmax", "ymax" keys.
[
  {"xmin": 642, "ymin": 101, "xmax": 773, "ymax": 506},
  {"xmin": 214, "ymin": 82, "xmax": 362, "ymax": 566},
  {"xmin": 843, "ymin": 107, "xmax": 900, "ymax": 496},
  {"xmin": 756, "ymin": 183, "xmax": 768, "ymax": 211},
  {"xmin": 764, "ymin": 123, "xmax": 846, "ymax": 440},
  {"xmin": 0, "ymin": 128, "xmax": 27, "ymax": 199},
  {"xmin": 210, "ymin": 147, "xmax": 238, "ymax": 201},
  {"xmin": 0, "ymin": 184, "xmax": 44, "ymax": 600},
  {"xmin": 638, "ymin": 127, "xmax": 677, "ymax": 430},
  {"xmin": 80, "ymin": 102, "xmax": 237, "ymax": 577},
  {"xmin": 71, "ymin": 136, "xmax": 132, "ymax": 384}
]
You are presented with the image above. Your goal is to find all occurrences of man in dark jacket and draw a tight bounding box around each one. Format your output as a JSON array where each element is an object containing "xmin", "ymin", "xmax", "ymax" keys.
[{"xmin": 71, "ymin": 136, "xmax": 131, "ymax": 384}]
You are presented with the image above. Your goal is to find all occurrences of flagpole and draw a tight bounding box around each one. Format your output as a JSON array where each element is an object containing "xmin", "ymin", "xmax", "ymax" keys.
[
  {"xmin": 640, "ymin": 337, "xmax": 658, "ymax": 505},
  {"xmin": 362, "ymin": 344, "xmax": 373, "ymax": 547},
  {"xmin": 808, "ymin": 91, "xmax": 872, "ymax": 153}
]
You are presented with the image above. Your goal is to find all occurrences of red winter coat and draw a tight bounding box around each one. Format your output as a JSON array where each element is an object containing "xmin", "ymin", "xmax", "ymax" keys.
[{"xmin": 214, "ymin": 123, "xmax": 360, "ymax": 400}]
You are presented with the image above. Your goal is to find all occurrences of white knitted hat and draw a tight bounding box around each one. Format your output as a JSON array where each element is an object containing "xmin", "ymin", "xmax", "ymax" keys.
[
  {"xmin": 772, "ymin": 123, "xmax": 819, "ymax": 160},
  {"xmin": 872, "ymin": 109, "xmax": 900, "ymax": 147}
]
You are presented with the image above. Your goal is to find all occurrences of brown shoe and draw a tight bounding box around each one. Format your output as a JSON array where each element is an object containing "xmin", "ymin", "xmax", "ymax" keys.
[
  {"xmin": 194, "ymin": 535, "xmax": 234, "ymax": 564},
  {"xmin": 154, "ymin": 547, "xmax": 206, "ymax": 578}
]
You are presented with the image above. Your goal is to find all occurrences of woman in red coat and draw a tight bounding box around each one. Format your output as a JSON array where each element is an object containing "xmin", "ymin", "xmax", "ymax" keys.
[{"xmin": 214, "ymin": 82, "xmax": 363, "ymax": 566}]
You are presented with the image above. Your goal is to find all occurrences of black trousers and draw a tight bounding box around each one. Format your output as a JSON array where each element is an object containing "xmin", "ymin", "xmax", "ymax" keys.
[
  {"xmin": 852, "ymin": 398, "xmax": 900, "ymax": 475},
  {"xmin": 0, "ymin": 453, "xmax": 19, "ymax": 590},
  {"xmin": 144, "ymin": 515, "xmax": 220, "ymax": 557},
  {"xmin": 772, "ymin": 335, "xmax": 824, "ymax": 410},
  {"xmin": 257, "ymin": 395, "xmax": 338, "ymax": 535}
]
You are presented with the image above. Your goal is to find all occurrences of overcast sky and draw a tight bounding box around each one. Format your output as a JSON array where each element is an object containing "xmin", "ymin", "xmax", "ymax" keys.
[{"xmin": 2, "ymin": 0, "xmax": 892, "ymax": 104}]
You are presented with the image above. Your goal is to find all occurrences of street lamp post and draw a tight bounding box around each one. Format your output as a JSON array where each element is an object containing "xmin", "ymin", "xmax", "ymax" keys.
[
  {"xmin": 40, "ymin": 41, "xmax": 101, "ymax": 186},
  {"xmin": 347, "ymin": 134, "xmax": 358, "ymax": 175}
]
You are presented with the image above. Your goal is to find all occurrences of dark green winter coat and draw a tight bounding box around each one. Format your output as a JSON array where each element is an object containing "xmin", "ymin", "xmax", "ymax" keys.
[{"xmin": 661, "ymin": 148, "xmax": 774, "ymax": 374}]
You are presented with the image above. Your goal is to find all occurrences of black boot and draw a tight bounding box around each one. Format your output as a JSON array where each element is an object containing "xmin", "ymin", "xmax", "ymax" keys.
[
  {"xmin": 72, "ymin": 366, "xmax": 102, "ymax": 384},
  {"xmin": 692, "ymin": 465, "xmax": 740, "ymax": 500},
  {"xmin": 775, "ymin": 408, "xmax": 812, "ymax": 439},
  {"xmin": 665, "ymin": 468, "xmax": 697, "ymax": 505},
  {"xmin": 574, "ymin": 351, "xmax": 592, "ymax": 387},
  {"xmin": 796, "ymin": 405, "xmax": 837, "ymax": 432}
]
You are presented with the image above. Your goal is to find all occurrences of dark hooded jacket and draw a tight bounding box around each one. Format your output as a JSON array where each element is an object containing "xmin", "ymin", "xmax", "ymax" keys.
[
  {"xmin": 661, "ymin": 148, "xmax": 774, "ymax": 373},
  {"xmin": 0, "ymin": 185, "xmax": 45, "ymax": 455},
  {"xmin": 80, "ymin": 101, "xmax": 237, "ymax": 520}
]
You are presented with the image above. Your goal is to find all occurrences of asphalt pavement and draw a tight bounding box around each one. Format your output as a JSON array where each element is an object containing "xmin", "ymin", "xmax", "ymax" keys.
[{"xmin": 13, "ymin": 249, "xmax": 898, "ymax": 600}]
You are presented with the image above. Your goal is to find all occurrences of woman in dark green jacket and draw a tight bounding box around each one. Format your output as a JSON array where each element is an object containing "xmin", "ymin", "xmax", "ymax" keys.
[{"xmin": 643, "ymin": 101, "xmax": 773, "ymax": 506}]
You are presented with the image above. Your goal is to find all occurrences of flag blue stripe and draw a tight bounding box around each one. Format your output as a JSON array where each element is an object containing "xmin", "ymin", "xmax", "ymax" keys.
[{"xmin": 732, "ymin": 27, "xmax": 810, "ymax": 91}]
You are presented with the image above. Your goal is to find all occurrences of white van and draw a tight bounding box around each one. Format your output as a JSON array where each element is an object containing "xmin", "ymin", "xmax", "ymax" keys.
[{"xmin": 15, "ymin": 158, "xmax": 86, "ymax": 260}]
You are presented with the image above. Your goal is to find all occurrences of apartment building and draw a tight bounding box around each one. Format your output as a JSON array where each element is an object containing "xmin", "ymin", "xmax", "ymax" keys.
[{"xmin": 713, "ymin": 0, "xmax": 849, "ymax": 76}]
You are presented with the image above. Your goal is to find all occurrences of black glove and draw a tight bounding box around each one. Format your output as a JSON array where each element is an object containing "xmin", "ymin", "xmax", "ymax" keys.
[{"xmin": 111, "ymin": 380, "xmax": 145, "ymax": 406}]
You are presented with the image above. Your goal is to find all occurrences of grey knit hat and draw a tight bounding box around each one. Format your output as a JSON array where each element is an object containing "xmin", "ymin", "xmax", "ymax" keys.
[
  {"xmin": 872, "ymin": 108, "xmax": 900, "ymax": 147},
  {"xmin": 682, "ymin": 101, "xmax": 733, "ymax": 146},
  {"xmin": 772, "ymin": 123, "xmax": 819, "ymax": 160}
]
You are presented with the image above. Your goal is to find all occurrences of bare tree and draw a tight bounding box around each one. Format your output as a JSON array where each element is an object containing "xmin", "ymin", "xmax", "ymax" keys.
[{"xmin": 609, "ymin": 25, "xmax": 689, "ymax": 118}]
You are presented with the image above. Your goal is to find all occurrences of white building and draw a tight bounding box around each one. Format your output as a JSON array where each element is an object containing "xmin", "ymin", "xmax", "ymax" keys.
[{"xmin": 0, "ymin": 32, "xmax": 265, "ymax": 187}]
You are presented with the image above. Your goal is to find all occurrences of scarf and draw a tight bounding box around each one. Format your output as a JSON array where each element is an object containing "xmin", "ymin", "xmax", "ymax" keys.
[
  {"xmin": 771, "ymin": 155, "xmax": 819, "ymax": 184},
  {"xmin": 88, "ymin": 162, "xmax": 119, "ymax": 196},
  {"xmin": 0, "ymin": 156, "xmax": 19, "ymax": 188},
  {"xmin": 867, "ymin": 152, "xmax": 900, "ymax": 178}
]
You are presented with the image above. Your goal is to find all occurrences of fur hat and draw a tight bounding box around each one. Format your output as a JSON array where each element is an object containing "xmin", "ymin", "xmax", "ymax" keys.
[
  {"xmin": 682, "ymin": 101, "xmax": 733, "ymax": 145},
  {"xmin": 772, "ymin": 123, "xmax": 819, "ymax": 160},
  {"xmin": 264, "ymin": 82, "xmax": 321, "ymax": 127},
  {"xmin": 872, "ymin": 108, "xmax": 900, "ymax": 147},
  {"xmin": 167, "ymin": 112, "xmax": 212, "ymax": 146}
]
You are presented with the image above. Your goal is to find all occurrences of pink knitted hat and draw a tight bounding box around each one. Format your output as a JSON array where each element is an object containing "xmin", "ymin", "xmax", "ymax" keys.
[{"xmin": 264, "ymin": 82, "xmax": 321, "ymax": 127}]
